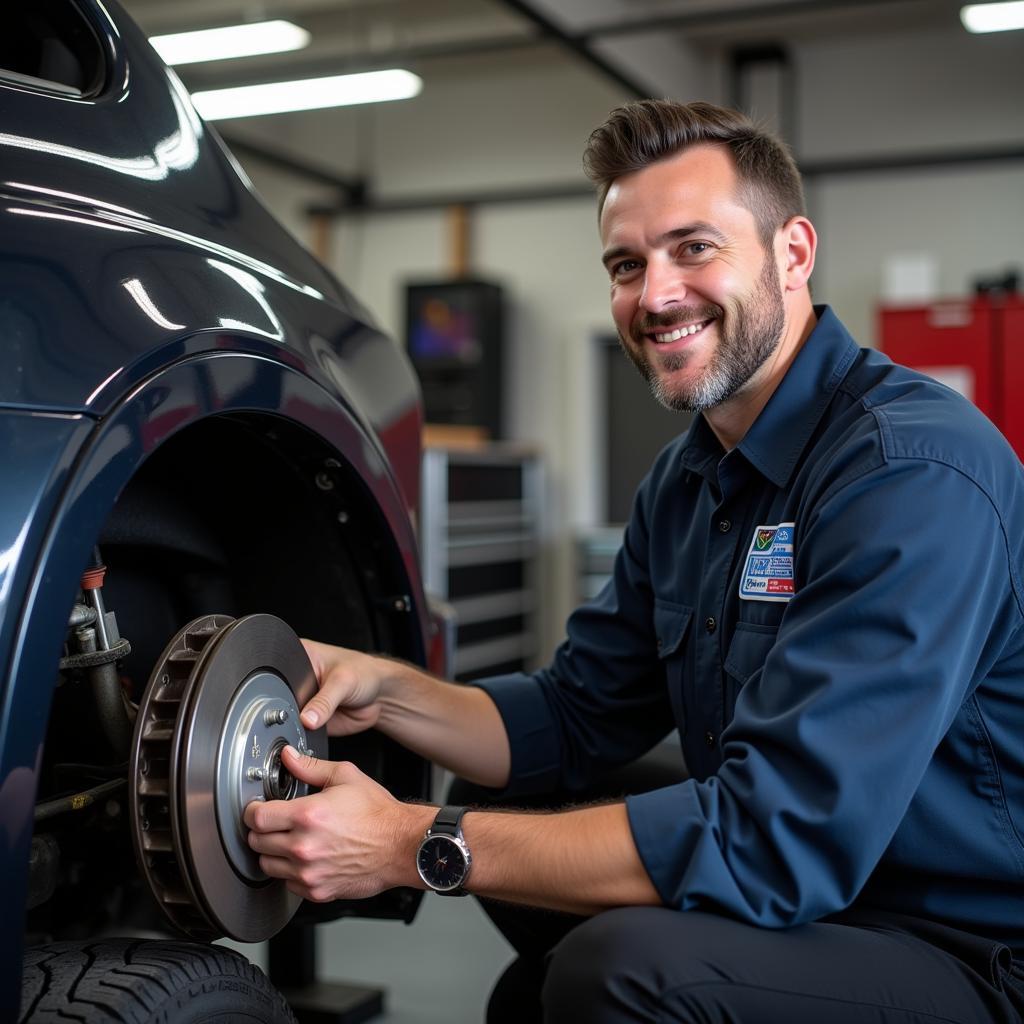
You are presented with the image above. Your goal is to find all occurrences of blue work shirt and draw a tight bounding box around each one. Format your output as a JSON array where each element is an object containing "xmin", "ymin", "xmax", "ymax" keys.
[{"xmin": 476, "ymin": 306, "xmax": 1024, "ymax": 951}]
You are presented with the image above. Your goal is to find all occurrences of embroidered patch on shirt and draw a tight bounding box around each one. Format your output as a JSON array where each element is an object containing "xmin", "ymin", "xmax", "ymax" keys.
[{"xmin": 739, "ymin": 522, "xmax": 795, "ymax": 602}]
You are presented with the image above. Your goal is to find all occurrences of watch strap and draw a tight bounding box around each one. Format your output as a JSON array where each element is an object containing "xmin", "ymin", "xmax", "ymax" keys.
[{"xmin": 430, "ymin": 805, "xmax": 467, "ymax": 837}]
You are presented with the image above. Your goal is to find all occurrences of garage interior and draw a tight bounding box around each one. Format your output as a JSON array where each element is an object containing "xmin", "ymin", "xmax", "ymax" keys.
[{"xmin": 103, "ymin": 0, "xmax": 1024, "ymax": 1020}]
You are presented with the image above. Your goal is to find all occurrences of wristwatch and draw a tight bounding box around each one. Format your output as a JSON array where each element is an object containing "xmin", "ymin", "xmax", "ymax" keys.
[{"xmin": 416, "ymin": 805, "xmax": 472, "ymax": 896}]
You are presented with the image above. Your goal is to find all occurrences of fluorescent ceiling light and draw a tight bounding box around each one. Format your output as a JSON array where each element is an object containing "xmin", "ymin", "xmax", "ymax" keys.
[
  {"xmin": 960, "ymin": 1, "xmax": 1024, "ymax": 32},
  {"xmin": 192, "ymin": 69, "xmax": 422, "ymax": 120},
  {"xmin": 150, "ymin": 21, "xmax": 310, "ymax": 66}
]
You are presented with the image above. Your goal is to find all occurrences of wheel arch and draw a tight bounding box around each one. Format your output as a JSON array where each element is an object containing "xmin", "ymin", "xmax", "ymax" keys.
[{"xmin": 2, "ymin": 352, "xmax": 429, "ymax": 1014}]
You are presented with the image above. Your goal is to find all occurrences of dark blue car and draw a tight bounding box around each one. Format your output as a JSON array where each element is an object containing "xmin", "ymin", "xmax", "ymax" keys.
[{"xmin": 2, "ymin": 2, "xmax": 435, "ymax": 1019}]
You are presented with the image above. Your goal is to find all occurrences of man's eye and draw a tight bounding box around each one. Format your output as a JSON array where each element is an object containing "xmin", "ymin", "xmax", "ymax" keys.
[
  {"xmin": 685, "ymin": 242, "xmax": 712, "ymax": 256},
  {"xmin": 611, "ymin": 260, "xmax": 641, "ymax": 278}
]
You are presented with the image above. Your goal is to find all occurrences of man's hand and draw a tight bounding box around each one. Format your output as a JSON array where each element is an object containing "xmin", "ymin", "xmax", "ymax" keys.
[
  {"xmin": 299, "ymin": 639, "xmax": 395, "ymax": 736},
  {"xmin": 244, "ymin": 745, "xmax": 432, "ymax": 902},
  {"xmin": 298, "ymin": 637, "xmax": 512, "ymax": 790},
  {"xmin": 244, "ymin": 748, "xmax": 658, "ymax": 914}
]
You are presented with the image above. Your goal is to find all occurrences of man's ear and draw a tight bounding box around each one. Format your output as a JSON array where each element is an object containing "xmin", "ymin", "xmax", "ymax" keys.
[{"xmin": 778, "ymin": 216, "xmax": 816, "ymax": 292}]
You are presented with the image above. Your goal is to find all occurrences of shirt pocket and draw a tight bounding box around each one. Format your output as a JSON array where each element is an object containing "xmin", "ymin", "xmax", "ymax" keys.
[
  {"xmin": 723, "ymin": 622, "xmax": 778, "ymax": 719},
  {"xmin": 654, "ymin": 599, "xmax": 693, "ymax": 728}
]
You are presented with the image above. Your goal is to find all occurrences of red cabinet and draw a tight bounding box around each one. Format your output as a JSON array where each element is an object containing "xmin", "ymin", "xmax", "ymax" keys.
[
  {"xmin": 879, "ymin": 297, "xmax": 1024, "ymax": 459},
  {"xmin": 999, "ymin": 299, "xmax": 1024, "ymax": 458}
]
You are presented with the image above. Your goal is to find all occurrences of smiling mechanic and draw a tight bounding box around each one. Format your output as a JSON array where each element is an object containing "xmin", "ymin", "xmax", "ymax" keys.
[{"xmin": 245, "ymin": 100, "xmax": 1024, "ymax": 1023}]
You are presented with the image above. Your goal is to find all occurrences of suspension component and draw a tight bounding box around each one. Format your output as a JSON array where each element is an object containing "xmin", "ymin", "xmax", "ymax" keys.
[{"xmin": 60, "ymin": 552, "xmax": 134, "ymax": 757}]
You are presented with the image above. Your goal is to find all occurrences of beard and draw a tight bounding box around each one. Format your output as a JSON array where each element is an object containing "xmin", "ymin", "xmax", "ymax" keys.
[{"xmin": 618, "ymin": 253, "xmax": 786, "ymax": 413}]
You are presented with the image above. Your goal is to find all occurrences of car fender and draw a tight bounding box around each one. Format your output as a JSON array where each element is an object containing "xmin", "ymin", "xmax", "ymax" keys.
[{"xmin": 0, "ymin": 354, "xmax": 428, "ymax": 1010}]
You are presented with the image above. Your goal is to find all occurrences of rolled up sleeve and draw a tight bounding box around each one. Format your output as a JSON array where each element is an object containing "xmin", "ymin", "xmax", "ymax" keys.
[{"xmin": 473, "ymin": 467, "xmax": 676, "ymax": 799}]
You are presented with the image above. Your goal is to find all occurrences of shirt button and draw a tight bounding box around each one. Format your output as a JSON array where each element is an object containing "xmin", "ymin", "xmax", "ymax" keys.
[
  {"xmin": 705, "ymin": 616, "xmax": 717, "ymax": 634},
  {"xmin": 705, "ymin": 731, "xmax": 716, "ymax": 748},
  {"xmin": 718, "ymin": 519, "xmax": 731, "ymax": 533}
]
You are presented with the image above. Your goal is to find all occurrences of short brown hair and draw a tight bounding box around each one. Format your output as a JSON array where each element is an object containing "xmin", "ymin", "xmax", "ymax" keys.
[{"xmin": 583, "ymin": 100, "xmax": 805, "ymax": 246}]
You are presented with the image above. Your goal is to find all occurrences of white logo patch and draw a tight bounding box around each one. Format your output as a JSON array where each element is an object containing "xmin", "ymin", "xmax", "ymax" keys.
[{"xmin": 739, "ymin": 522, "xmax": 795, "ymax": 602}]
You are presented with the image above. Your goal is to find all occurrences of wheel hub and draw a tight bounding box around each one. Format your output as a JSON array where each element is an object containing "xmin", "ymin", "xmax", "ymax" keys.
[
  {"xmin": 218, "ymin": 669, "xmax": 309, "ymax": 882},
  {"xmin": 129, "ymin": 613, "xmax": 328, "ymax": 941}
]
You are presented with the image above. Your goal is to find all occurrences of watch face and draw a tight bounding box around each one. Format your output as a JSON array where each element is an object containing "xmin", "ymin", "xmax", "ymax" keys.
[{"xmin": 417, "ymin": 834, "xmax": 468, "ymax": 891}]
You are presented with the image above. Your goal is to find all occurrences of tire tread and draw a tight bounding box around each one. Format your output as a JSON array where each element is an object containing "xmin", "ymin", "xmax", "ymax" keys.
[{"xmin": 20, "ymin": 939, "xmax": 295, "ymax": 1023}]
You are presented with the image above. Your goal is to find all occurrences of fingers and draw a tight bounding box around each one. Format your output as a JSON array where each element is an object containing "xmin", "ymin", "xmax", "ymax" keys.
[
  {"xmin": 300, "ymin": 668, "xmax": 351, "ymax": 728},
  {"xmin": 243, "ymin": 757, "xmax": 389, "ymax": 904},
  {"xmin": 248, "ymin": 812, "xmax": 336, "ymax": 903},
  {"xmin": 299, "ymin": 638, "xmax": 326, "ymax": 676},
  {"xmin": 244, "ymin": 797, "xmax": 293, "ymax": 832},
  {"xmin": 245, "ymin": 788, "xmax": 326, "ymax": 832},
  {"xmin": 300, "ymin": 697, "xmax": 330, "ymax": 730},
  {"xmin": 281, "ymin": 744, "xmax": 335, "ymax": 787},
  {"xmin": 254, "ymin": 853, "xmax": 296, "ymax": 879},
  {"xmin": 256, "ymin": 854, "xmax": 329, "ymax": 902},
  {"xmin": 298, "ymin": 642, "xmax": 381, "ymax": 731},
  {"xmin": 244, "ymin": 758, "xmax": 363, "ymax": 834},
  {"xmin": 298, "ymin": 645, "xmax": 323, "ymax": 728},
  {"xmin": 298, "ymin": 639, "xmax": 349, "ymax": 728},
  {"xmin": 247, "ymin": 829, "xmax": 294, "ymax": 857}
]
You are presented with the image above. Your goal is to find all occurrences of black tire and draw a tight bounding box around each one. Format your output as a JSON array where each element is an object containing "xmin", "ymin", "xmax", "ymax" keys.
[{"xmin": 20, "ymin": 938, "xmax": 296, "ymax": 1023}]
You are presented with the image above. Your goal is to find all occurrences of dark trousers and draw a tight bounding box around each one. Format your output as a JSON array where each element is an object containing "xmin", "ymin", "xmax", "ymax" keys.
[{"xmin": 448, "ymin": 748, "xmax": 1024, "ymax": 1024}]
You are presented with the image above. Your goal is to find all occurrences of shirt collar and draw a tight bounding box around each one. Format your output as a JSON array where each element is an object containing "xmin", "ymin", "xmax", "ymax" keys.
[{"xmin": 679, "ymin": 306, "xmax": 860, "ymax": 488}]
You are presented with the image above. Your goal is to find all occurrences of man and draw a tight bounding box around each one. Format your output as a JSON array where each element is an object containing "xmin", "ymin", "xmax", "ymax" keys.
[{"xmin": 246, "ymin": 101, "xmax": 1024, "ymax": 1023}]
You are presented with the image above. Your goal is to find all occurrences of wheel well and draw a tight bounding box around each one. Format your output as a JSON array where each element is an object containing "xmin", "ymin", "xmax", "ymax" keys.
[
  {"xmin": 30, "ymin": 412, "xmax": 427, "ymax": 940},
  {"xmin": 99, "ymin": 414, "xmax": 404, "ymax": 683}
]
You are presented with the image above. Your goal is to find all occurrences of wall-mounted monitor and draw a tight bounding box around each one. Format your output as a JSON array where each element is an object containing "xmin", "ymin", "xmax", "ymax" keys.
[{"xmin": 405, "ymin": 279, "xmax": 504, "ymax": 439}]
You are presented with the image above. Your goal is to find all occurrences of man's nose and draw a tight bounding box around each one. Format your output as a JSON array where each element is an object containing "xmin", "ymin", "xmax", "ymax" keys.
[{"xmin": 639, "ymin": 261, "xmax": 688, "ymax": 314}]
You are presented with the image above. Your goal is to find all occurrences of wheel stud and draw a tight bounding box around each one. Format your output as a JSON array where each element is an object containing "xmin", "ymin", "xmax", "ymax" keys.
[
  {"xmin": 263, "ymin": 708, "xmax": 289, "ymax": 726},
  {"xmin": 247, "ymin": 767, "xmax": 266, "ymax": 781}
]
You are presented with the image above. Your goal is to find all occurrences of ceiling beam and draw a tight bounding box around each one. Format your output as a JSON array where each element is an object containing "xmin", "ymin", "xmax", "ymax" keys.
[
  {"xmin": 290, "ymin": 142, "xmax": 1024, "ymax": 217},
  {"xmin": 578, "ymin": 0, "xmax": 932, "ymax": 40},
  {"xmin": 494, "ymin": 0, "xmax": 648, "ymax": 98},
  {"xmin": 220, "ymin": 134, "xmax": 367, "ymax": 201}
]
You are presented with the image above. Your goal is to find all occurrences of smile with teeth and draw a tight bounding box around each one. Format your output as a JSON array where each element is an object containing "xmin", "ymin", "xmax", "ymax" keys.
[{"xmin": 652, "ymin": 320, "xmax": 711, "ymax": 343}]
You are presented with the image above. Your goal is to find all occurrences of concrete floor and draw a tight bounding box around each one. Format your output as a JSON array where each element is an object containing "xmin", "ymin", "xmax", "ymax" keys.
[{"xmin": 223, "ymin": 893, "xmax": 514, "ymax": 1023}]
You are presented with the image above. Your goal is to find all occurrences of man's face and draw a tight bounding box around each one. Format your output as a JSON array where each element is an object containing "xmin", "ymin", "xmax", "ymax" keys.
[{"xmin": 600, "ymin": 144, "xmax": 786, "ymax": 413}]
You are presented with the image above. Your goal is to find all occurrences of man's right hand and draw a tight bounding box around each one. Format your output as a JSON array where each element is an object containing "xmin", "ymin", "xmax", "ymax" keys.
[
  {"xmin": 299, "ymin": 639, "xmax": 396, "ymax": 736},
  {"xmin": 297, "ymin": 636, "xmax": 512, "ymax": 789}
]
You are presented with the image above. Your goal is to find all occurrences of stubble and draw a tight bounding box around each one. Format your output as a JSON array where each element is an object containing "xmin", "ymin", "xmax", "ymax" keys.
[{"xmin": 618, "ymin": 253, "xmax": 786, "ymax": 413}]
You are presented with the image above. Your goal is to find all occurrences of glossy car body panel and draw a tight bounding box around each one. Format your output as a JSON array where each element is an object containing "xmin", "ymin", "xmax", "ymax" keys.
[
  {"xmin": 0, "ymin": 0, "xmax": 420, "ymax": 508},
  {"xmin": 1, "ymin": 1, "xmax": 430, "ymax": 1016}
]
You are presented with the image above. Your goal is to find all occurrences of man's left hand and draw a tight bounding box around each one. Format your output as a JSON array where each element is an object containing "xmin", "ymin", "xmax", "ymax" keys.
[{"xmin": 243, "ymin": 745, "xmax": 429, "ymax": 902}]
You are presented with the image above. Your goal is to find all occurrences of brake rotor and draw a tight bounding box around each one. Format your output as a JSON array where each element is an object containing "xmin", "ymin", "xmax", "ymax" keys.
[{"xmin": 129, "ymin": 613, "xmax": 328, "ymax": 941}]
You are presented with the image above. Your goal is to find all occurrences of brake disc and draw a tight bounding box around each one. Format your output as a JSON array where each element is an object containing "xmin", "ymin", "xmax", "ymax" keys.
[{"xmin": 129, "ymin": 613, "xmax": 328, "ymax": 941}]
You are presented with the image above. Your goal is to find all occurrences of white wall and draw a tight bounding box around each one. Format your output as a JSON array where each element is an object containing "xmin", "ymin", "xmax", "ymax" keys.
[
  {"xmin": 796, "ymin": 22, "xmax": 1024, "ymax": 346},
  {"xmin": 223, "ymin": 20, "xmax": 1024, "ymax": 655},
  {"xmin": 809, "ymin": 161, "xmax": 1024, "ymax": 346},
  {"xmin": 798, "ymin": 26, "xmax": 1024, "ymax": 160}
]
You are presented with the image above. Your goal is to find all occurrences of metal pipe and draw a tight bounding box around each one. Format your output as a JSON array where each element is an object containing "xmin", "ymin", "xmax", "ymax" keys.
[{"xmin": 85, "ymin": 585, "xmax": 111, "ymax": 651}]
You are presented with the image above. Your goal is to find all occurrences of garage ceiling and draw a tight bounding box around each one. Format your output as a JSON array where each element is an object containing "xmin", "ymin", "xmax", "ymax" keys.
[{"xmin": 122, "ymin": 0, "xmax": 968, "ymax": 101}]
